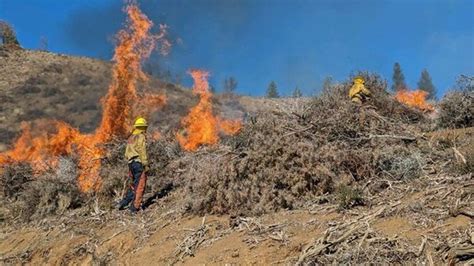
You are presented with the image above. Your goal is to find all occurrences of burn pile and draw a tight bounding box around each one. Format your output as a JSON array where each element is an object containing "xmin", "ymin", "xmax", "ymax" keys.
[
  {"xmin": 168, "ymin": 73, "xmax": 437, "ymax": 216},
  {"xmin": 176, "ymin": 69, "xmax": 242, "ymax": 151}
]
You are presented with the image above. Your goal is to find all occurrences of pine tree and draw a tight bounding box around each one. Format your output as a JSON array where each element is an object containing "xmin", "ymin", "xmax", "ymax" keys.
[
  {"xmin": 223, "ymin": 77, "xmax": 238, "ymax": 95},
  {"xmin": 209, "ymin": 84, "xmax": 216, "ymax": 93},
  {"xmin": 417, "ymin": 69, "xmax": 436, "ymax": 100},
  {"xmin": 266, "ymin": 81, "xmax": 279, "ymax": 98},
  {"xmin": 292, "ymin": 86, "xmax": 303, "ymax": 98},
  {"xmin": 391, "ymin": 62, "xmax": 406, "ymax": 92}
]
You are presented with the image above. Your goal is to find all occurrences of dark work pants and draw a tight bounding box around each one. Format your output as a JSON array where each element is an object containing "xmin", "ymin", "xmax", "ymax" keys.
[{"xmin": 119, "ymin": 161, "xmax": 146, "ymax": 213}]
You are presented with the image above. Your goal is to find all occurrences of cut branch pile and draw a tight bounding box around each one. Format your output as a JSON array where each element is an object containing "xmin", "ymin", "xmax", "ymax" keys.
[
  {"xmin": 230, "ymin": 216, "xmax": 289, "ymax": 246},
  {"xmin": 166, "ymin": 73, "xmax": 432, "ymax": 216},
  {"xmin": 174, "ymin": 216, "xmax": 209, "ymax": 261}
]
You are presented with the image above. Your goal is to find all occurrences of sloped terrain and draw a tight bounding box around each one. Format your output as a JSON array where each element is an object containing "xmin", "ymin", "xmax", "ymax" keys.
[
  {"xmin": 0, "ymin": 49, "xmax": 473, "ymax": 265},
  {"xmin": 0, "ymin": 48, "xmax": 200, "ymax": 151}
]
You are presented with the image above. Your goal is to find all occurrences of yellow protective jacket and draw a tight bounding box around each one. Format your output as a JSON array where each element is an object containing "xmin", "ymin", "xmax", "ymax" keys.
[
  {"xmin": 349, "ymin": 83, "xmax": 371, "ymax": 101},
  {"xmin": 124, "ymin": 131, "xmax": 148, "ymax": 166}
]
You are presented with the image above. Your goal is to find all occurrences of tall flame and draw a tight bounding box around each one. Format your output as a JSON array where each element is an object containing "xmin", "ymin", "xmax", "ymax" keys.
[
  {"xmin": 0, "ymin": 3, "xmax": 169, "ymax": 192},
  {"xmin": 395, "ymin": 90, "xmax": 434, "ymax": 112},
  {"xmin": 177, "ymin": 69, "xmax": 242, "ymax": 151}
]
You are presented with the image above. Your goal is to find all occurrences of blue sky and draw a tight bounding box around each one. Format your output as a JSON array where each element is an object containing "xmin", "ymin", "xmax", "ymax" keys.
[{"xmin": 1, "ymin": 0, "xmax": 473, "ymax": 97}]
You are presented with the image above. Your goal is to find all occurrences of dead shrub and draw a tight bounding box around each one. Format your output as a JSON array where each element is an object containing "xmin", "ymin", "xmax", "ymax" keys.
[
  {"xmin": 11, "ymin": 177, "xmax": 84, "ymax": 221},
  {"xmin": 42, "ymin": 87, "xmax": 62, "ymax": 97},
  {"xmin": 16, "ymin": 84, "xmax": 41, "ymax": 94},
  {"xmin": 98, "ymin": 167, "xmax": 127, "ymax": 208},
  {"xmin": 1, "ymin": 164, "xmax": 84, "ymax": 221},
  {"xmin": 0, "ymin": 163, "xmax": 32, "ymax": 198},
  {"xmin": 55, "ymin": 157, "xmax": 77, "ymax": 182},
  {"xmin": 451, "ymin": 144, "xmax": 474, "ymax": 175},
  {"xmin": 67, "ymin": 99, "xmax": 98, "ymax": 113},
  {"xmin": 0, "ymin": 21, "xmax": 20, "ymax": 48},
  {"xmin": 19, "ymin": 108, "xmax": 47, "ymax": 121},
  {"xmin": 376, "ymin": 149, "xmax": 423, "ymax": 180},
  {"xmin": 73, "ymin": 73, "xmax": 92, "ymax": 86},
  {"xmin": 0, "ymin": 128, "xmax": 16, "ymax": 141},
  {"xmin": 0, "ymin": 156, "xmax": 86, "ymax": 222},
  {"xmin": 437, "ymin": 90, "xmax": 473, "ymax": 129},
  {"xmin": 44, "ymin": 63, "xmax": 63, "ymax": 74}
]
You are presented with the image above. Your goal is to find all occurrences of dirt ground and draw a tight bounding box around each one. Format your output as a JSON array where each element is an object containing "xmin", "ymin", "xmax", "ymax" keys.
[{"xmin": 1, "ymin": 171, "xmax": 471, "ymax": 265}]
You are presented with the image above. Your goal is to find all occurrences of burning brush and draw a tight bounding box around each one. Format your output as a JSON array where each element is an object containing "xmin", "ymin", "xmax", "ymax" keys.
[
  {"xmin": 395, "ymin": 90, "xmax": 434, "ymax": 112},
  {"xmin": 0, "ymin": 3, "xmax": 169, "ymax": 192},
  {"xmin": 177, "ymin": 70, "xmax": 242, "ymax": 151}
]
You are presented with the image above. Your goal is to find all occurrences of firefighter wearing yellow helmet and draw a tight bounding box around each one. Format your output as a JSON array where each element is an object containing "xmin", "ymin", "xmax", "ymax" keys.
[
  {"xmin": 118, "ymin": 117, "xmax": 149, "ymax": 213},
  {"xmin": 349, "ymin": 76, "xmax": 371, "ymax": 104}
]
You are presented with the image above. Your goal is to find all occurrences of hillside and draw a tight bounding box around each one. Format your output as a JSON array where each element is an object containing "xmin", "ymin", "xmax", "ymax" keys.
[
  {"xmin": 0, "ymin": 49, "xmax": 473, "ymax": 265},
  {"xmin": 0, "ymin": 48, "xmax": 203, "ymax": 151}
]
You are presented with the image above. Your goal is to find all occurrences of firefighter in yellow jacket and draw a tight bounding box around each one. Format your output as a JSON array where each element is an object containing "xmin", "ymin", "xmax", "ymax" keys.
[
  {"xmin": 349, "ymin": 76, "xmax": 371, "ymax": 104},
  {"xmin": 118, "ymin": 117, "xmax": 149, "ymax": 213}
]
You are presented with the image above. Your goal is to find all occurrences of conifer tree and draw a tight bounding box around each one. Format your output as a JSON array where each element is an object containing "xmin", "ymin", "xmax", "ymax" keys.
[
  {"xmin": 417, "ymin": 69, "xmax": 436, "ymax": 100},
  {"xmin": 292, "ymin": 86, "xmax": 303, "ymax": 98},
  {"xmin": 391, "ymin": 62, "xmax": 406, "ymax": 92},
  {"xmin": 223, "ymin": 77, "xmax": 238, "ymax": 95},
  {"xmin": 266, "ymin": 81, "xmax": 279, "ymax": 98}
]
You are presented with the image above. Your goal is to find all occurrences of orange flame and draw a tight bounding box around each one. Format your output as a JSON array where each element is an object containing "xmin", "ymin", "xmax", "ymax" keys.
[
  {"xmin": 0, "ymin": 121, "xmax": 81, "ymax": 173},
  {"xmin": 395, "ymin": 90, "xmax": 434, "ymax": 112},
  {"xmin": 218, "ymin": 119, "xmax": 243, "ymax": 135},
  {"xmin": 177, "ymin": 69, "xmax": 242, "ymax": 151},
  {"xmin": 151, "ymin": 130, "xmax": 162, "ymax": 141},
  {"xmin": 0, "ymin": 3, "xmax": 169, "ymax": 192},
  {"xmin": 96, "ymin": 4, "xmax": 168, "ymax": 142}
]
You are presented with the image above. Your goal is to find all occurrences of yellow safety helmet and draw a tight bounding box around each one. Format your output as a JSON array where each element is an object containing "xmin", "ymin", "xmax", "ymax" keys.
[
  {"xmin": 133, "ymin": 117, "xmax": 148, "ymax": 128},
  {"xmin": 353, "ymin": 76, "xmax": 365, "ymax": 84}
]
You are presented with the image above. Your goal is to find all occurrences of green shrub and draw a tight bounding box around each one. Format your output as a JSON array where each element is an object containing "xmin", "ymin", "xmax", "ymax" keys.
[{"xmin": 336, "ymin": 185, "xmax": 364, "ymax": 210}]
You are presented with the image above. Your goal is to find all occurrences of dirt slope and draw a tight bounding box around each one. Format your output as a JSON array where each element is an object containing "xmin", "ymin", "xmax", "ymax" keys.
[{"xmin": 0, "ymin": 169, "xmax": 471, "ymax": 265}]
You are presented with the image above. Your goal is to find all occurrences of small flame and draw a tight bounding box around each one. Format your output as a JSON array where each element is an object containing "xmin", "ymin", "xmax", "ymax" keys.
[
  {"xmin": 218, "ymin": 119, "xmax": 243, "ymax": 135},
  {"xmin": 177, "ymin": 69, "xmax": 242, "ymax": 151},
  {"xmin": 0, "ymin": 3, "xmax": 169, "ymax": 192},
  {"xmin": 152, "ymin": 130, "xmax": 161, "ymax": 141},
  {"xmin": 395, "ymin": 90, "xmax": 434, "ymax": 111}
]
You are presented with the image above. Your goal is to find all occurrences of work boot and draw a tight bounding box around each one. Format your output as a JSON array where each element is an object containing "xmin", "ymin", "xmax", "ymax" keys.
[
  {"xmin": 117, "ymin": 200, "xmax": 128, "ymax": 211},
  {"xmin": 129, "ymin": 205, "xmax": 139, "ymax": 214}
]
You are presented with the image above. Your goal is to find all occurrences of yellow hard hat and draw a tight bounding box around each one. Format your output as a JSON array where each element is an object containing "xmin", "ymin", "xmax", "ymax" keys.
[
  {"xmin": 353, "ymin": 76, "xmax": 365, "ymax": 83},
  {"xmin": 133, "ymin": 117, "xmax": 148, "ymax": 128}
]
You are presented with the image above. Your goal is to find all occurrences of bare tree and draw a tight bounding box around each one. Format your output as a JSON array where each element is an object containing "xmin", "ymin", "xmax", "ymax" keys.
[{"xmin": 39, "ymin": 36, "xmax": 48, "ymax": 51}]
